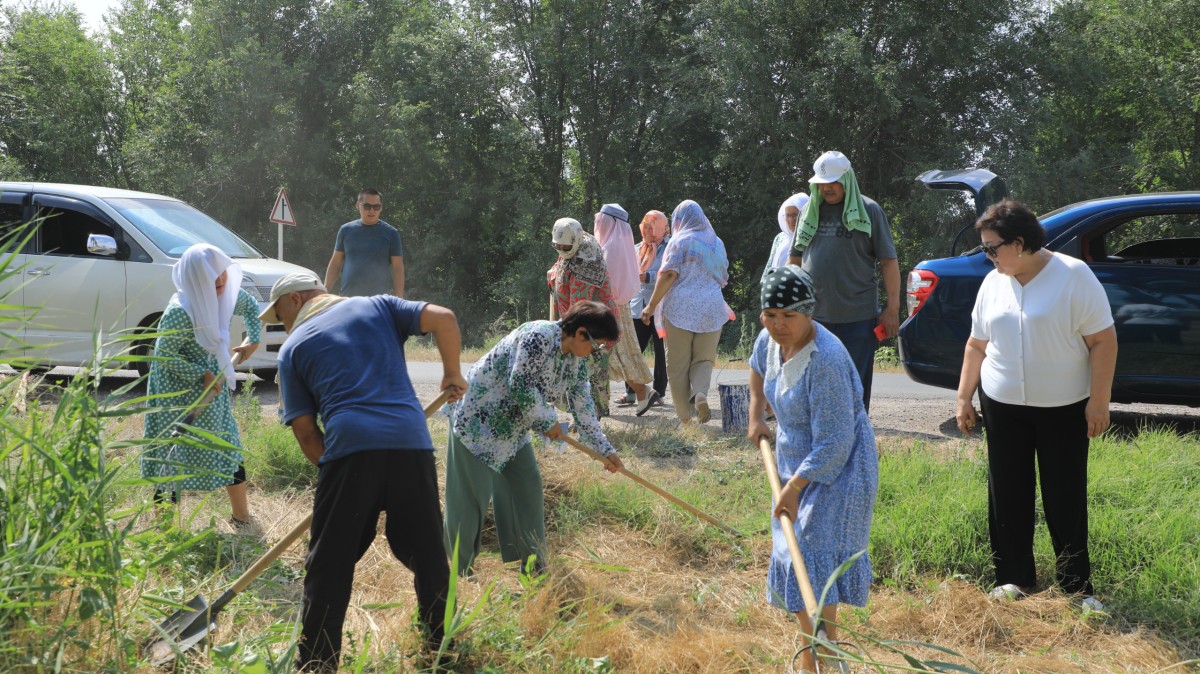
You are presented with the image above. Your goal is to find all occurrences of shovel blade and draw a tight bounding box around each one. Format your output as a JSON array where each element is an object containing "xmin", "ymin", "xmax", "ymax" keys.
[{"xmin": 144, "ymin": 595, "xmax": 215, "ymax": 666}]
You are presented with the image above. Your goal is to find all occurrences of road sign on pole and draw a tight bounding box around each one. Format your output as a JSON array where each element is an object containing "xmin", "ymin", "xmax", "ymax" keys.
[{"xmin": 269, "ymin": 188, "xmax": 296, "ymax": 260}]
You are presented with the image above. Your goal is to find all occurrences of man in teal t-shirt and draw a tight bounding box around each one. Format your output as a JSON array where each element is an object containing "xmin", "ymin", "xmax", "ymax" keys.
[{"xmin": 323, "ymin": 188, "xmax": 405, "ymax": 297}]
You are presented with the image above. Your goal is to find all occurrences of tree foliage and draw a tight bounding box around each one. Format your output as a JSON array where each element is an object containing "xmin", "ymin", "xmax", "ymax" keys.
[{"xmin": 1, "ymin": 0, "xmax": 1196, "ymax": 342}]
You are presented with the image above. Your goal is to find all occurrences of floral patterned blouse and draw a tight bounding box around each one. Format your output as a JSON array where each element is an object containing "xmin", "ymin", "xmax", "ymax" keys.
[
  {"xmin": 451, "ymin": 320, "xmax": 617, "ymax": 471},
  {"xmin": 548, "ymin": 261, "xmax": 617, "ymax": 315}
]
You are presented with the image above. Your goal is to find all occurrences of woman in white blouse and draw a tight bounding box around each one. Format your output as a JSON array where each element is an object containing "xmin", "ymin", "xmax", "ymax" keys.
[{"xmin": 955, "ymin": 200, "xmax": 1117, "ymax": 611}]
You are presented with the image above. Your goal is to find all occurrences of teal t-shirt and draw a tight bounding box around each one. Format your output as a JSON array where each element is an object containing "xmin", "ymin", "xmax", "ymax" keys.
[{"xmin": 333, "ymin": 219, "xmax": 404, "ymax": 296}]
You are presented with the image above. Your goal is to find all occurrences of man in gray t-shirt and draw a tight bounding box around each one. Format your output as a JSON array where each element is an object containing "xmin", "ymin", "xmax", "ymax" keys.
[
  {"xmin": 324, "ymin": 188, "xmax": 405, "ymax": 297},
  {"xmin": 788, "ymin": 151, "xmax": 900, "ymax": 411}
]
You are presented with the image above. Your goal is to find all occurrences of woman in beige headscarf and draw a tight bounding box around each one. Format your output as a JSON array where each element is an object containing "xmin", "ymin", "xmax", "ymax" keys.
[
  {"xmin": 548, "ymin": 217, "xmax": 616, "ymax": 416},
  {"xmin": 595, "ymin": 203, "xmax": 659, "ymax": 416}
]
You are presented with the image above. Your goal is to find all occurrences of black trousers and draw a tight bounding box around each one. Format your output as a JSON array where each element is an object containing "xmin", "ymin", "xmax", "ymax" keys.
[
  {"xmin": 625, "ymin": 313, "xmax": 668, "ymax": 398},
  {"xmin": 297, "ymin": 450, "xmax": 450, "ymax": 672},
  {"xmin": 980, "ymin": 390, "xmax": 1093, "ymax": 595}
]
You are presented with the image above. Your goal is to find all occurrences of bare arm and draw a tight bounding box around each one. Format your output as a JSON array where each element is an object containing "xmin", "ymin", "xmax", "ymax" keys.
[
  {"xmin": 879, "ymin": 257, "xmax": 902, "ymax": 337},
  {"xmin": 324, "ymin": 251, "xmax": 345, "ymax": 292},
  {"xmin": 419, "ymin": 303, "xmax": 467, "ymax": 400},
  {"xmin": 639, "ymin": 269, "xmax": 678, "ymax": 324},
  {"xmin": 290, "ymin": 414, "xmax": 325, "ymax": 466},
  {"xmin": 391, "ymin": 256, "xmax": 405, "ymax": 298},
  {"xmin": 955, "ymin": 336, "xmax": 988, "ymax": 434},
  {"xmin": 1083, "ymin": 326, "xmax": 1118, "ymax": 437},
  {"xmin": 788, "ymin": 253, "xmax": 802, "ymax": 266}
]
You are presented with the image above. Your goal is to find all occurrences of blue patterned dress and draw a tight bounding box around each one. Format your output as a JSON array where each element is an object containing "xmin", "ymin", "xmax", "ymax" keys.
[{"xmin": 749, "ymin": 326, "xmax": 878, "ymax": 611}]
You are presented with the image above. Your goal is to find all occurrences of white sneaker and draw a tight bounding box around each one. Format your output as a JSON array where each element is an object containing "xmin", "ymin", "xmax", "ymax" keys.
[
  {"xmin": 1081, "ymin": 595, "xmax": 1105, "ymax": 612},
  {"xmin": 694, "ymin": 395, "xmax": 711, "ymax": 424},
  {"xmin": 635, "ymin": 390, "xmax": 660, "ymax": 417},
  {"xmin": 988, "ymin": 583, "xmax": 1024, "ymax": 602}
]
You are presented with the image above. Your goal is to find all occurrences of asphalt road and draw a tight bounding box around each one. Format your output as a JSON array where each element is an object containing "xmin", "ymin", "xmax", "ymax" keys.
[{"xmin": 11, "ymin": 363, "xmax": 1198, "ymax": 441}]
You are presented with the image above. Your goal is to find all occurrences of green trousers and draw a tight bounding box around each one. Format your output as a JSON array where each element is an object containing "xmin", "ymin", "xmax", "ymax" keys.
[{"xmin": 444, "ymin": 432, "xmax": 546, "ymax": 576}]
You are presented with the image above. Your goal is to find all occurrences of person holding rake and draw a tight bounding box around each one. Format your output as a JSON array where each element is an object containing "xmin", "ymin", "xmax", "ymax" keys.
[
  {"xmin": 747, "ymin": 265, "xmax": 878, "ymax": 673},
  {"xmin": 444, "ymin": 300, "xmax": 625, "ymax": 576}
]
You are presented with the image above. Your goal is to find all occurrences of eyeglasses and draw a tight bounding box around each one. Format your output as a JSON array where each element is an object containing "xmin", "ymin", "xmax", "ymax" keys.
[
  {"xmin": 359, "ymin": 203, "xmax": 383, "ymax": 211},
  {"xmin": 582, "ymin": 331, "xmax": 610, "ymax": 354},
  {"xmin": 980, "ymin": 240, "xmax": 1012, "ymax": 258},
  {"xmin": 553, "ymin": 243, "xmax": 573, "ymax": 251}
]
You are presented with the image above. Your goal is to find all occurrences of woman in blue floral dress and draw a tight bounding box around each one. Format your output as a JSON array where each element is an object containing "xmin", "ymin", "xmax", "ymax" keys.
[
  {"xmin": 444, "ymin": 300, "xmax": 625, "ymax": 575},
  {"xmin": 746, "ymin": 265, "xmax": 878, "ymax": 673},
  {"xmin": 141, "ymin": 244, "xmax": 261, "ymax": 526}
]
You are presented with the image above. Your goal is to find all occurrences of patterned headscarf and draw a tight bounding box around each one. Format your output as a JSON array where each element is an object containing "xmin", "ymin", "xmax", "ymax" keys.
[
  {"xmin": 549, "ymin": 218, "xmax": 608, "ymax": 288},
  {"xmin": 761, "ymin": 265, "xmax": 817, "ymax": 316},
  {"xmin": 171, "ymin": 243, "xmax": 242, "ymax": 389}
]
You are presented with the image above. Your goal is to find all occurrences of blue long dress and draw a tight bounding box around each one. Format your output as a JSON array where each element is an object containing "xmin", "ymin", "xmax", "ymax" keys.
[{"xmin": 749, "ymin": 326, "xmax": 878, "ymax": 611}]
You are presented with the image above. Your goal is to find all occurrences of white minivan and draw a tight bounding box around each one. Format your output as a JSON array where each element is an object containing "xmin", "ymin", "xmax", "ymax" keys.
[{"xmin": 0, "ymin": 182, "xmax": 312, "ymax": 377}]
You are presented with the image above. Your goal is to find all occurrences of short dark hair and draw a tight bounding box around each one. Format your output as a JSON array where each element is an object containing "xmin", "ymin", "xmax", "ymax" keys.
[
  {"xmin": 357, "ymin": 188, "xmax": 382, "ymax": 203},
  {"xmin": 975, "ymin": 199, "xmax": 1045, "ymax": 252},
  {"xmin": 560, "ymin": 300, "xmax": 619, "ymax": 341}
]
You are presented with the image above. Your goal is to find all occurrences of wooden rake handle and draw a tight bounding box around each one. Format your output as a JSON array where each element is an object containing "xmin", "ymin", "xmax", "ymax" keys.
[
  {"xmin": 562, "ymin": 435, "xmax": 743, "ymax": 537},
  {"xmin": 757, "ymin": 436, "xmax": 820, "ymax": 619},
  {"xmin": 226, "ymin": 388, "xmax": 455, "ymax": 595}
]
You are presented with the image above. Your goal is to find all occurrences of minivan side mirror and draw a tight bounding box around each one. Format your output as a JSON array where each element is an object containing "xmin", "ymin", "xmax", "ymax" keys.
[{"xmin": 87, "ymin": 234, "xmax": 119, "ymax": 257}]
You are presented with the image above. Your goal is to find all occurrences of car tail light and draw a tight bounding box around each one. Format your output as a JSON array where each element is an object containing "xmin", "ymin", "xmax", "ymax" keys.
[{"xmin": 907, "ymin": 269, "xmax": 939, "ymax": 316}]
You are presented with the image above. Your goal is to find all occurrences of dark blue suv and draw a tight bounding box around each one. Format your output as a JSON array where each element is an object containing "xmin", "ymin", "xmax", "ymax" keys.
[{"xmin": 898, "ymin": 169, "xmax": 1200, "ymax": 406}]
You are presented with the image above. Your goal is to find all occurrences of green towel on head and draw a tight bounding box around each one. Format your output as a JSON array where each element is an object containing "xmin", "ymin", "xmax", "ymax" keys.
[{"xmin": 791, "ymin": 167, "xmax": 872, "ymax": 252}]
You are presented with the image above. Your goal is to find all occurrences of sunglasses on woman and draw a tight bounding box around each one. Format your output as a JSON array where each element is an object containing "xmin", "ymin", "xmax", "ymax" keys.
[
  {"xmin": 582, "ymin": 331, "xmax": 610, "ymax": 354},
  {"xmin": 980, "ymin": 240, "xmax": 1013, "ymax": 258}
]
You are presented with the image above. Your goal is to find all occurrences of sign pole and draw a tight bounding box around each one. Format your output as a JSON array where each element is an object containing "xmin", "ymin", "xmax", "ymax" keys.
[{"xmin": 269, "ymin": 187, "xmax": 297, "ymax": 260}]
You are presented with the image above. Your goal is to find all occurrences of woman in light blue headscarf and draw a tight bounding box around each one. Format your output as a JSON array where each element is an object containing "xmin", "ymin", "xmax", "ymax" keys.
[{"xmin": 639, "ymin": 200, "xmax": 734, "ymax": 424}]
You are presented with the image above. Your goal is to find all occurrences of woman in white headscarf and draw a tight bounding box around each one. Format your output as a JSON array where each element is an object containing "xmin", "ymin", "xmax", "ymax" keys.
[
  {"xmin": 594, "ymin": 204, "xmax": 658, "ymax": 416},
  {"xmin": 548, "ymin": 217, "xmax": 616, "ymax": 416},
  {"xmin": 762, "ymin": 193, "xmax": 809, "ymax": 287},
  {"xmin": 141, "ymin": 243, "xmax": 262, "ymax": 526}
]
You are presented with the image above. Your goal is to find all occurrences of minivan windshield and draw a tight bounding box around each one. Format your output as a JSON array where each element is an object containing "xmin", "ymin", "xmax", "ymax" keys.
[{"xmin": 104, "ymin": 197, "xmax": 264, "ymax": 259}]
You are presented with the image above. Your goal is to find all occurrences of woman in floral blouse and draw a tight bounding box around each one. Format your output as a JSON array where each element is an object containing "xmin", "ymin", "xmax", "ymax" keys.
[
  {"xmin": 547, "ymin": 217, "xmax": 616, "ymax": 416},
  {"xmin": 445, "ymin": 300, "xmax": 625, "ymax": 575}
]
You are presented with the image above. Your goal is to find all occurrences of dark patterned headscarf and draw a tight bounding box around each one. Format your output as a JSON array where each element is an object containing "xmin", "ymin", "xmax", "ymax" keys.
[{"xmin": 761, "ymin": 265, "xmax": 817, "ymax": 315}]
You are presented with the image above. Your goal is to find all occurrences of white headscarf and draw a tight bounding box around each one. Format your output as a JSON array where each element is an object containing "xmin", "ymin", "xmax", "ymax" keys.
[
  {"xmin": 774, "ymin": 193, "xmax": 809, "ymax": 268},
  {"xmin": 594, "ymin": 211, "xmax": 640, "ymax": 305},
  {"xmin": 171, "ymin": 244, "xmax": 241, "ymax": 389}
]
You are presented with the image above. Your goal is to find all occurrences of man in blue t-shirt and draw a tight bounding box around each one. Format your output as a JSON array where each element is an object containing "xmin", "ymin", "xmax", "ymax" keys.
[
  {"xmin": 260, "ymin": 271, "xmax": 466, "ymax": 672},
  {"xmin": 323, "ymin": 188, "xmax": 405, "ymax": 297}
]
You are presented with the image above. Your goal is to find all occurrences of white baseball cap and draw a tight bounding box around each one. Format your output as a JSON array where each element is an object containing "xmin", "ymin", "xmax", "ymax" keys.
[
  {"xmin": 809, "ymin": 151, "xmax": 853, "ymax": 184},
  {"xmin": 259, "ymin": 271, "xmax": 325, "ymax": 324}
]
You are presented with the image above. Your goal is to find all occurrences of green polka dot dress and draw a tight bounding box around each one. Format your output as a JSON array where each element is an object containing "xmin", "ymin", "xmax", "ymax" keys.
[{"xmin": 141, "ymin": 288, "xmax": 261, "ymax": 491}]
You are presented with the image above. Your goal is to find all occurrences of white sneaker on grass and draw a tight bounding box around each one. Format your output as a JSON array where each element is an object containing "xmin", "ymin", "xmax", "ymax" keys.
[{"xmin": 1081, "ymin": 595, "xmax": 1105, "ymax": 612}]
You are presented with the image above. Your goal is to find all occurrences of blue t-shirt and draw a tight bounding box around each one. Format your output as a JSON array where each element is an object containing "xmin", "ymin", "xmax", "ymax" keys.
[
  {"xmin": 278, "ymin": 296, "xmax": 431, "ymax": 464},
  {"xmin": 333, "ymin": 219, "xmax": 404, "ymax": 296}
]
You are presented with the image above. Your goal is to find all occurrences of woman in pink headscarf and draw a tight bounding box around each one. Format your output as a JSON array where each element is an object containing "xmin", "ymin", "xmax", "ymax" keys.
[
  {"xmin": 623, "ymin": 210, "xmax": 670, "ymax": 406},
  {"xmin": 595, "ymin": 204, "xmax": 658, "ymax": 416}
]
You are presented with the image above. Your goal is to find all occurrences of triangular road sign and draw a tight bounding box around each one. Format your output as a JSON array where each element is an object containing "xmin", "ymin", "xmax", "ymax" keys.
[{"xmin": 270, "ymin": 188, "xmax": 297, "ymax": 226}]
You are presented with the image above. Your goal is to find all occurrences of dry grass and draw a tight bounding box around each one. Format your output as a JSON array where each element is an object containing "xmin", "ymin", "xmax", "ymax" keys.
[{"xmin": 148, "ymin": 436, "xmax": 1196, "ymax": 673}]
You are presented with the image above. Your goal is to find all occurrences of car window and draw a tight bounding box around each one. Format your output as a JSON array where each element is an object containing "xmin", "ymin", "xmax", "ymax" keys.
[
  {"xmin": 34, "ymin": 206, "xmax": 118, "ymax": 258},
  {"xmin": 1095, "ymin": 212, "xmax": 1200, "ymax": 265},
  {"xmin": 0, "ymin": 203, "xmax": 27, "ymax": 249},
  {"xmin": 105, "ymin": 197, "xmax": 262, "ymax": 259}
]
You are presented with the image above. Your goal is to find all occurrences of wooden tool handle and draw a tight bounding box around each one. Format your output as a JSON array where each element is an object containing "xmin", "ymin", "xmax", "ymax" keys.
[
  {"xmin": 226, "ymin": 388, "xmax": 454, "ymax": 595},
  {"xmin": 758, "ymin": 436, "xmax": 820, "ymax": 617},
  {"xmin": 562, "ymin": 435, "xmax": 743, "ymax": 537}
]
